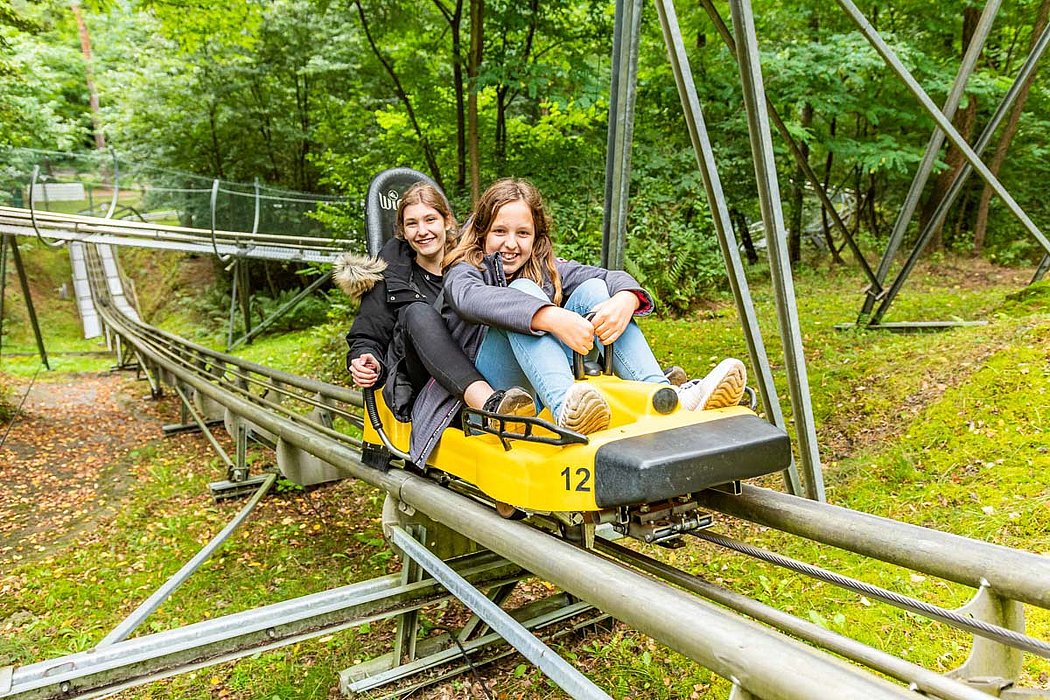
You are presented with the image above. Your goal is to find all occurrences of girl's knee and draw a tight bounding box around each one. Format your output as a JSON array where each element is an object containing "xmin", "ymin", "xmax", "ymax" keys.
[
  {"xmin": 566, "ymin": 277, "xmax": 610, "ymax": 311},
  {"xmin": 576, "ymin": 277, "xmax": 609, "ymax": 297},
  {"xmin": 508, "ymin": 277, "xmax": 547, "ymax": 300},
  {"xmin": 401, "ymin": 302, "xmax": 442, "ymax": 333}
]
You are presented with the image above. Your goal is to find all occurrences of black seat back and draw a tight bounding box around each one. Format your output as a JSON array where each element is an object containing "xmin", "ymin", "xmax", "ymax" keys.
[{"xmin": 364, "ymin": 168, "xmax": 442, "ymax": 257}]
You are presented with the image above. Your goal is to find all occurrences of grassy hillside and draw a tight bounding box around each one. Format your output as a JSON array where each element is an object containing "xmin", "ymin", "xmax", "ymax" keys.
[{"xmin": 0, "ymin": 244, "xmax": 1047, "ymax": 698}]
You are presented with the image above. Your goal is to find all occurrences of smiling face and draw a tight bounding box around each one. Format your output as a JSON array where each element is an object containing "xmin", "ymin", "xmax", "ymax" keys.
[
  {"xmin": 401, "ymin": 202, "xmax": 449, "ymax": 266},
  {"xmin": 483, "ymin": 199, "xmax": 535, "ymax": 277}
]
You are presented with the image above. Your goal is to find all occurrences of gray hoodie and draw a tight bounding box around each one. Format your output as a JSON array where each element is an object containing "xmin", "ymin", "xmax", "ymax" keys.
[{"xmin": 406, "ymin": 253, "xmax": 653, "ymax": 466}]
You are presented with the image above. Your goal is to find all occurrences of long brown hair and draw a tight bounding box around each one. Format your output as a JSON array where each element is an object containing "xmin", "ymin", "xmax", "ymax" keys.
[
  {"xmin": 442, "ymin": 178, "xmax": 562, "ymax": 304},
  {"xmin": 395, "ymin": 182, "xmax": 459, "ymax": 253}
]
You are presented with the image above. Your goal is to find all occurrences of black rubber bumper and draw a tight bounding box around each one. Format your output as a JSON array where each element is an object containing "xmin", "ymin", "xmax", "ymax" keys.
[{"xmin": 593, "ymin": 414, "xmax": 791, "ymax": 508}]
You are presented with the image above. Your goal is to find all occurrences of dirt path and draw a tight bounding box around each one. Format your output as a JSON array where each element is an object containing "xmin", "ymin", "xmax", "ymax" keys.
[{"xmin": 0, "ymin": 371, "xmax": 174, "ymax": 567}]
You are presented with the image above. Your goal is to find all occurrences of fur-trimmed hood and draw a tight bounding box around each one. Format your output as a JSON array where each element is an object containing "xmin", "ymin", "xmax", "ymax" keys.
[{"xmin": 333, "ymin": 253, "xmax": 387, "ymax": 299}]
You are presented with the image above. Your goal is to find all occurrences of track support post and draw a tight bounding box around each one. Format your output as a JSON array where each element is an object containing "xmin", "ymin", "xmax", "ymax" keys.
[{"xmin": 948, "ymin": 581, "xmax": 1027, "ymax": 696}]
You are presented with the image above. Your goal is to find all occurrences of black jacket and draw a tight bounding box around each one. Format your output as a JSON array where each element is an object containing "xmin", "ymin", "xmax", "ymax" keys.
[{"xmin": 335, "ymin": 238, "xmax": 433, "ymax": 421}]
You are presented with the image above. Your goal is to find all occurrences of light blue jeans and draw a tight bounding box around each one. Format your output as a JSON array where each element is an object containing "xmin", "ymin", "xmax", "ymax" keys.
[{"xmin": 473, "ymin": 277, "xmax": 667, "ymax": 420}]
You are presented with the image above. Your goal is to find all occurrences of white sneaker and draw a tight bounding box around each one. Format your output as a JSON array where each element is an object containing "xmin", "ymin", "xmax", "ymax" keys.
[
  {"xmin": 678, "ymin": 358, "xmax": 747, "ymax": 411},
  {"xmin": 558, "ymin": 383, "xmax": 611, "ymax": 435}
]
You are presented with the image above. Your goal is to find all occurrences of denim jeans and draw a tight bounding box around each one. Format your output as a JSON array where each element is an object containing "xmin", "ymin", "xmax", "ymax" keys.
[{"xmin": 473, "ymin": 277, "xmax": 667, "ymax": 419}]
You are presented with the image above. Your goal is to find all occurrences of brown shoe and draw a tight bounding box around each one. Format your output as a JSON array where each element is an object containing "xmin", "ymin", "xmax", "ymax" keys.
[
  {"xmin": 557, "ymin": 383, "xmax": 611, "ymax": 435},
  {"xmin": 664, "ymin": 365, "xmax": 688, "ymax": 386},
  {"xmin": 483, "ymin": 387, "xmax": 536, "ymax": 433}
]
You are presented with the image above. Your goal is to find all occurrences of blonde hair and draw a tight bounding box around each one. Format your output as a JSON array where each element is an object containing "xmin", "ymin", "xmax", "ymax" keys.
[
  {"xmin": 442, "ymin": 178, "xmax": 562, "ymax": 305},
  {"xmin": 395, "ymin": 182, "xmax": 459, "ymax": 253}
]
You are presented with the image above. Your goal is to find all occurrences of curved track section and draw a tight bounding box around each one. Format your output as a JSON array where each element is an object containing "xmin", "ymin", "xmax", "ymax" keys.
[{"xmin": 0, "ymin": 206, "xmax": 346, "ymax": 263}]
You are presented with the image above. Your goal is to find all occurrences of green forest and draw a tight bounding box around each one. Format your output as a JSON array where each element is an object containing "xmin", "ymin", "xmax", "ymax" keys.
[{"xmin": 2, "ymin": 0, "xmax": 1049, "ymax": 311}]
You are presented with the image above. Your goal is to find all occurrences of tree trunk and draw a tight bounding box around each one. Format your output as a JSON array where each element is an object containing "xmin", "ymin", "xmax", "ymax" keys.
[
  {"xmin": 973, "ymin": 0, "xmax": 1050, "ymax": 254},
  {"xmin": 919, "ymin": 6, "xmax": 980, "ymax": 250},
  {"xmin": 353, "ymin": 0, "xmax": 444, "ymax": 190},
  {"xmin": 820, "ymin": 117, "xmax": 845, "ymax": 264},
  {"xmin": 786, "ymin": 101, "xmax": 813, "ymax": 265},
  {"xmin": 467, "ymin": 0, "xmax": 484, "ymax": 202},
  {"xmin": 433, "ymin": 0, "xmax": 467, "ymax": 193},
  {"xmin": 70, "ymin": 0, "xmax": 105, "ymax": 150}
]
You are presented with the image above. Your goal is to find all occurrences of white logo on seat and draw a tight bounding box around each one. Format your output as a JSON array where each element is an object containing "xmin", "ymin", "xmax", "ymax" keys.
[{"xmin": 379, "ymin": 188, "xmax": 401, "ymax": 211}]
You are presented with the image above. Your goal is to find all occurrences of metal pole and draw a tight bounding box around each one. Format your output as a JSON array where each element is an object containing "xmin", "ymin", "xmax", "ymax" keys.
[
  {"xmin": 237, "ymin": 256, "xmax": 253, "ymax": 343},
  {"xmin": 1033, "ymin": 254, "xmax": 1049, "ymax": 283},
  {"xmin": 389, "ymin": 526, "xmax": 613, "ymax": 700},
  {"xmin": 251, "ymin": 177, "xmax": 261, "ymax": 236},
  {"xmin": 0, "ymin": 234, "xmax": 7, "ymax": 361},
  {"xmin": 653, "ymin": 0, "xmax": 801, "ymax": 495},
  {"xmin": 228, "ymin": 270, "xmax": 333, "ymax": 351},
  {"xmin": 226, "ymin": 261, "xmax": 239, "ymax": 350},
  {"xmin": 601, "ymin": 0, "xmax": 643, "ymax": 271},
  {"xmin": 96, "ymin": 472, "xmax": 277, "ymax": 648},
  {"xmin": 8, "ymin": 232, "xmax": 50, "ymax": 369},
  {"xmin": 696, "ymin": 0, "xmax": 879, "ymax": 290},
  {"xmin": 172, "ymin": 384, "xmax": 235, "ymax": 469},
  {"xmin": 104, "ymin": 146, "xmax": 120, "ymax": 220},
  {"xmin": 859, "ymin": 0, "xmax": 1002, "ymax": 322},
  {"xmin": 730, "ymin": 0, "xmax": 824, "ymax": 501},
  {"xmin": 870, "ymin": 22, "xmax": 1050, "ymax": 325},
  {"xmin": 835, "ymin": 0, "xmax": 1050, "ymax": 257}
]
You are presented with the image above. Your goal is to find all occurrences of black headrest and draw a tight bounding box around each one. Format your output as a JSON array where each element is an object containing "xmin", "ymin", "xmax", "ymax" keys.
[{"xmin": 364, "ymin": 168, "xmax": 442, "ymax": 257}]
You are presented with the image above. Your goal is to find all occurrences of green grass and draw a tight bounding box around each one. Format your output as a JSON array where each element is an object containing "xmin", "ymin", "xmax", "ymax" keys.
[{"xmin": 1, "ymin": 249, "xmax": 1048, "ymax": 698}]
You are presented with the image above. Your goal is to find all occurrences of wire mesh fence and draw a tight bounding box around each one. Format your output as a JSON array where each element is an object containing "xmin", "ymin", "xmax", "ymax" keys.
[{"xmin": 0, "ymin": 147, "xmax": 357, "ymax": 242}]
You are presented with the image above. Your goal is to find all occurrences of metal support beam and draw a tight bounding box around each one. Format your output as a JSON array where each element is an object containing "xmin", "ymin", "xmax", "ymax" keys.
[
  {"xmin": 228, "ymin": 270, "xmax": 332, "ymax": 351},
  {"xmin": 653, "ymin": 0, "xmax": 801, "ymax": 495},
  {"xmin": 835, "ymin": 0, "xmax": 1050, "ymax": 257},
  {"xmin": 388, "ymin": 526, "xmax": 614, "ymax": 700},
  {"xmin": 696, "ymin": 0, "xmax": 878, "ymax": 290},
  {"xmin": 948, "ymin": 582, "xmax": 1026, "ymax": 692},
  {"xmin": 96, "ymin": 472, "xmax": 276, "ymax": 648},
  {"xmin": 6, "ymin": 233, "xmax": 49, "ymax": 369},
  {"xmin": 601, "ymin": 0, "xmax": 643, "ymax": 271},
  {"xmin": 859, "ymin": 0, "xmax": 1002, "ymax": 322},
  {"xmin": 1033, "ymin": 254, "xmax": 1049, "ymax": 283},
  {"xmin": 730, "ymin": 0, "xmax": 824, "ymax": 500},
  {"xmin": 173, "ymin": 383, "xmax": 236, "ymax": 471},
  {"xmin": 869, "ymin": 21, "xmax": 1050, "ymax": 325},
  {"xmin": 2, "ymin": 551, "xmax": 520, "ymax": 699}
]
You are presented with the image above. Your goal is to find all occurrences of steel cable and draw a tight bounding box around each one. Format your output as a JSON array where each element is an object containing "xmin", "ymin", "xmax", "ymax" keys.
[{"xmin": 691, "ymin": 530, "xmax": 1050, "ymax": 659}]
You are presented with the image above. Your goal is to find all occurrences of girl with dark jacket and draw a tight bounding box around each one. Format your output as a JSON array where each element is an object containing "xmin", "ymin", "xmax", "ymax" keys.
[{"xmin": 335, "ymin": 183, "xmax": 532, "ymax": 437}]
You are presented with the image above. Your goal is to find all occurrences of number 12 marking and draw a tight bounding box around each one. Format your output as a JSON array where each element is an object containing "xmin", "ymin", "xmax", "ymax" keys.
[{"xmin": 561, "ymin": 466, "xmax": 591, "ymax": 492}]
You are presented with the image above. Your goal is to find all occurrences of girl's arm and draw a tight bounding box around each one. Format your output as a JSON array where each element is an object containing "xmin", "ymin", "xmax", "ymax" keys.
[
  {"xmin": 531, "ymin": 305, "xmax": 596, "ymax": 354},
  {"xmin": 589, "ymin": 290, "xmax": 641, "ymax": 345},
  {"xmin": 345, "ymin": 279, "xmax": 395, "ymax": 382},
  {"xmin": 557, "ymin": 259, "xmax": 655, "ymax": 315},
  {"xmin": 444, "ymin": 263, "xmax": 551, "ymax": 335}
]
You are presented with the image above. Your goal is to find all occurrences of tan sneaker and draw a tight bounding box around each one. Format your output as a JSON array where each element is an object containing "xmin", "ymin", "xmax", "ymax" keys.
[
  {"xmin": 557, "ymin": 383, "xmax": 611, "ymax": 435},
  {"xmin": 664, "ymin": 365, "xmax": 688, "ymax": 386},
  {"xmin": 678, "ymin": 358, "xmax": 746, "ymax": 410},
  {"xmin": 483, "ymin": 386, "xmax": 536, "ymax": 433}
]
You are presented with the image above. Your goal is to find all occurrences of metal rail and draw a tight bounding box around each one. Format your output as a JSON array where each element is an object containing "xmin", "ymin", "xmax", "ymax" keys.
[
  {"xmin": 696, "ymin": 484, "xmax": 1050, "ymax": 610},
  {"xmin": 0, "ymin": 206, "xmax": 345, "ymax": 263}
]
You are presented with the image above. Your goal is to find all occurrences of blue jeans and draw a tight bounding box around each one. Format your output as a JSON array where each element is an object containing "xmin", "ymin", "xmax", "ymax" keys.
[{"xmin": 473, "ymin": 278, "xmax": 666, "ymax": 419}]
